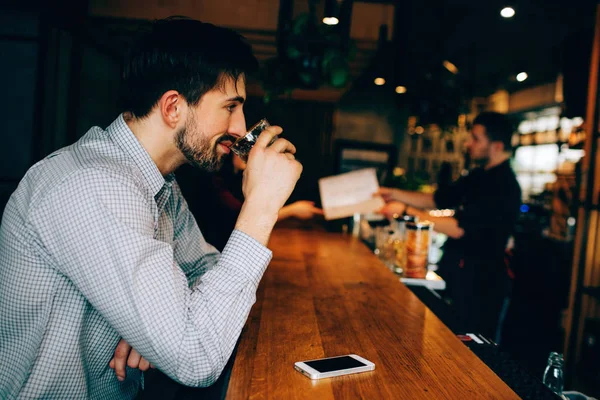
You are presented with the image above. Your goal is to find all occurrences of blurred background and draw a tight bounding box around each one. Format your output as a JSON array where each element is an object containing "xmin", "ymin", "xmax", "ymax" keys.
[{"xmin": 1, "ymin": 0, "xmax": 599, "ymax": 396}]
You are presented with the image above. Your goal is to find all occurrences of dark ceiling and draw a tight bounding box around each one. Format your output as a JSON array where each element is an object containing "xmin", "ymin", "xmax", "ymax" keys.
[
  {"xmin": 366, "ymin": 0, "xmax": 597, "ymax": 94},
  {"xmin": 20, "ymin": 0, "xmax": 599, "ymax": 120},
  {"xmin": 348, "ymin": 0, "xmax": 598, "ymax": 123}
]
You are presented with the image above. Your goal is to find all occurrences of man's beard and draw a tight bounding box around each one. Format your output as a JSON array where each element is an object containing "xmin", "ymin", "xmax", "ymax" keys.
[
  {"xmin": 469, "ymin": 149, "xmax": 491, "ymax": 168},
  {"xmin": 471, "ymin": 155, "xmax": 490, "ymax": 168},
  {"xmin": 175, "ymin": 114, "xmax": 235, "ymax": 172}
]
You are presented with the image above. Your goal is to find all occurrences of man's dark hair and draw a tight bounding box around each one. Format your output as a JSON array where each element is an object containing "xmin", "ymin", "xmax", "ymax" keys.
[
  {"xmin": 122, "ymin": 17, "xmax": 259, "ymax": 118},
  {"xmin": 473, "ymin": 112, "xmax": 515, "ymax": 152}
]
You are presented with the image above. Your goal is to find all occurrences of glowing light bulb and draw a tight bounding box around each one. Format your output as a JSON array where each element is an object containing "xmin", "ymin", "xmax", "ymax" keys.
[
  {"xmin": 323, "ymin": 17, "xmax": 339, "ymax": 25},
  {"xmin": 501, "ymin": 7, "xmax": 515, "ymax": 18},
  {"xmin": 516, "ymin": 72, "xmax": 528, "ymax": 82}
]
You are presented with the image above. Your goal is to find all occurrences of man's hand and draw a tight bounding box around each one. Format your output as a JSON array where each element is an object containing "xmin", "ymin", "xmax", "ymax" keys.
[
  {"xmin": 242, "ymin": 126, "xmax": 302, "ymax": 213},
  {"xmin": 109, "ymin": 339, "xmax": 154, "ymax": 381},
  {"xmin": 281, "ymin": 201, "xmax": 324, "ymax": 220},
  {"xmin": 378, "ymin": 201, "xmax": 408, "ymax": 219},
  {"xmin": 236, "ymin": 125, "xmax": 303, "ymax": 245},
  {"xmin": 375, "ymin": 187, "xmax": 400, "ymax": 203}
]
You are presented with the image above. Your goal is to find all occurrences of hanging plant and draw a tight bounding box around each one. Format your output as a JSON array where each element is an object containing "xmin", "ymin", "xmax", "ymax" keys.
[{"xmin": 261, "ymin": 2, "xmax": 355, "ymax": 101}]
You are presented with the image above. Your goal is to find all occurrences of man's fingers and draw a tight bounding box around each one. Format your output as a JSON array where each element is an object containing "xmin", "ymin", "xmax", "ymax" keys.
[
  {"xmin": 254, "ymin": 126, "xmax": 283, "ymax": 149},
  {"xmin": 269, "ymin": 137, "xmax": 296, "ymax": 155},
  {"xmin": 127, "ymin": 348, "xmax": 142, "ymax": 369},
  {"xmin": 113, "ymin": 339, "xmax": 132, "ymax": 381},
  {"xmin": 139, "ymin": 357, "xmax": 151, "ymax": 372}
]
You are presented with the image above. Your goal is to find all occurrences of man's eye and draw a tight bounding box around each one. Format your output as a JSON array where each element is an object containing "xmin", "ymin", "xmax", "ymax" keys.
[{"xmin": 226, "ymin": 104, "xmax": 236, "ymax": 112}]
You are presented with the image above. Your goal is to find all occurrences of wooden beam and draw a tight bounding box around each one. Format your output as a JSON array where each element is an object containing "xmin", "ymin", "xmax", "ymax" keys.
[{"xmin": 564, "ymin": 0, "xmax": 600, "ymax": 377}]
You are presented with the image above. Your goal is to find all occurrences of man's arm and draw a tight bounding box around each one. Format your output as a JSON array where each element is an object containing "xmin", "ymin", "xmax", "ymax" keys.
[
  {"xmin": 377, "ymin": 187, "xmax": 436, "ymax": 209},
  {"xmin": 277, "ymin": 201, "xmax": 323, "ymax": 221},
  {"xmin": 174, "ymin": 125, "xmax": 302, "ymax": 283},
  {"xmin": 32, "ymin": 170, "xmax": 271, "ymax": 387},
  {"xmin": 405, "ymin": 206, "xmax": 465, "ymax": 239},
  {"xmin": 234, "ymin": 125, "xmax": 302, "ymax": 245}
]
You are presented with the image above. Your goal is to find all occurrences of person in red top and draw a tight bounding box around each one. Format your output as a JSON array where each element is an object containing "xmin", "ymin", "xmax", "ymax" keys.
[{"xmin": 177, "ymin": 152, "xmax": 323, "ymax": 251}]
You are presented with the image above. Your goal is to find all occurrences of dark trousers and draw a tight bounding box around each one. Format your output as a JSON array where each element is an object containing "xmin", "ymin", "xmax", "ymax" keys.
[{"xmin": 442, "ymin": 261, "xmax": 510, "ymax": 339}]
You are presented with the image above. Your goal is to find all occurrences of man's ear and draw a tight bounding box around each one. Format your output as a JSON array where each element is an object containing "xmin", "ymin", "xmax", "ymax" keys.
[
  {"xmin": 491, "ymin": 141, "xmax": 505, "ymax": 154},
  {"xmin": 158, "ymin": 90, "xmax": 182, "ymax": 129}
]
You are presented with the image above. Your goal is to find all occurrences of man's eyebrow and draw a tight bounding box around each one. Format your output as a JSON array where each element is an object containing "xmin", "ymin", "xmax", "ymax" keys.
[{"xmin": 225, "ymin": 96, "xmax": 245, "ymax": 104}]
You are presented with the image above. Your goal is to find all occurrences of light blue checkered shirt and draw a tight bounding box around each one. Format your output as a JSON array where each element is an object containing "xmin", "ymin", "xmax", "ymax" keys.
[{"xmin": 0, "ymin": 114, "xmax": 272, "ymax": 399}]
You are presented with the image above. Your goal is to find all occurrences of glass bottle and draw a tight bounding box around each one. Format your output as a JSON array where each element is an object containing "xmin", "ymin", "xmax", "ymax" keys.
[{"xmin": 542, "ymin": 352, "xmax": 564, "ymax": 397}]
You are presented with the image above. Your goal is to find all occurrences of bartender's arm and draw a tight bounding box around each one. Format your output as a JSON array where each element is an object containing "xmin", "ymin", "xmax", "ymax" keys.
[
  {"xmin": 377, "ymin": 187, "xmax": 437, "ymax": 209},
  {"xmin": 379, "ymin": 200, "xmax": 465, "ymax": 239},
  {"xmin": 406, "ymin": 206, "xmax": 464, "ymax": 239}
]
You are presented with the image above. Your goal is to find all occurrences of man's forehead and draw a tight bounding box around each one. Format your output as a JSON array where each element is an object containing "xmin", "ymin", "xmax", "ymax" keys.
[{"xmin": 216, "ymin": 74, "xmax": 246, "ymax": 99}]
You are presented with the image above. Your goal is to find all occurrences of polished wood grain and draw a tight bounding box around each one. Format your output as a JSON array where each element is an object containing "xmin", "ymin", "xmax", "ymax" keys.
[{"xmin": 226, "ymin": 228, "xmax": 519, "ymax": 399}]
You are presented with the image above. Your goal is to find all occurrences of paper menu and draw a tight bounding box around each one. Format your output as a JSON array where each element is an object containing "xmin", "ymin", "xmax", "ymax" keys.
[{"xmin": 318, "ymin": 168, "xmax": 385, "ymax": 220}]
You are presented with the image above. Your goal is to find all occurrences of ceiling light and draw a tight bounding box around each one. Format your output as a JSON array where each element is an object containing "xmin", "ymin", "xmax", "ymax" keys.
[
  {"xmin": 516, "ymin": 72, "xmax": 528, "ymax": 82},
  {"xmin": 415, "ymin": 126, "xmax": 424, "ymax": 134},
  {"xmin": 395, "ymin": 86, "xmax": 407, "ymax": 94},
  {"xmin": 443, "ymin": 60, "xmax": 459, "ymax": 74},
  {"xmin": 501, "ymin": 7, "xmax": 515, "ymax": 18},
  {"xmin": 374, "ymin": 77, "xmax": 385, "ymax": 86},
  {"xmin": 322, "ymin": 17, "xmax": 339, "ymax": 26}
]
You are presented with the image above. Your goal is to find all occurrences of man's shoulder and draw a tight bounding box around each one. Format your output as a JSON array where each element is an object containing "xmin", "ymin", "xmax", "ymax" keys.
[{"xmin": 16, "ymin": 128, "xmax": 148, "ymax": 212}]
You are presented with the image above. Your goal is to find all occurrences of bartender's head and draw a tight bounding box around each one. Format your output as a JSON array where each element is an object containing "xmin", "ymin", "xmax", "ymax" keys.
[{"xmin": 466, "ymin": 112, "xmax": 514, "ymax": 167}]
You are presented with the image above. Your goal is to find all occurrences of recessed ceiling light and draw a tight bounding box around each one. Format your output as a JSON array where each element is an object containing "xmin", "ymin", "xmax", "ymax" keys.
[
  {"xmin": 516, "ymin": 72, "xmax": 528, "ymax": 82},
  {"xmin": 443, "ymin": 60, "xmax": 459, "ymax": 74},
  {"xmin": 501, "ymin": 7, "xmax": 515, "ymax": 18},
  {"xmin": 323, "ymin": 17, "xmax": 339, "ymax": 26},
  {"xmin": 395, "ymin": 86, "xmax": 407, "ymax": 94},
  {"xmin": 374, "ymin": 77, "xmax": 385, "ymax": 86}
]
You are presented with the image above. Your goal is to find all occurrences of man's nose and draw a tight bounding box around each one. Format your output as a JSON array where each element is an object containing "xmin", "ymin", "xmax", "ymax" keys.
[{"xmin": 229, "ymin": 112, "xmax": 247, "ymax": 139}]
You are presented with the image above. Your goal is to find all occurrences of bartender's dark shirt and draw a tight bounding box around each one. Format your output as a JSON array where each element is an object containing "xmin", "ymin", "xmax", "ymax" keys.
[
  {"xmin": 433, "ymin": 160, "xmax": 521, "ymax": 335},
  {"xmin": 434, "ymin": 160, "xmax": 521, "ymax": 267}
]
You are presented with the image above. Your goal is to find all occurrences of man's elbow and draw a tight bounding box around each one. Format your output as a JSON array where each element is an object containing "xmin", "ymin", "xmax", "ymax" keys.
[
  {"xmin": 174, "ymin": 365, "xmax": 223, "ymax": 388},
  {"xmin": 165, "ymin": 352, "xmax": 226, "ymax": 388}
]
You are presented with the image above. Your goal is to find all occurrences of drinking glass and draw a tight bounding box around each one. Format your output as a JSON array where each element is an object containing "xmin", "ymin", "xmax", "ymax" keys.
[{"xmin": 230, "ymin": 118, "xmax": 272, "ymax": 162}]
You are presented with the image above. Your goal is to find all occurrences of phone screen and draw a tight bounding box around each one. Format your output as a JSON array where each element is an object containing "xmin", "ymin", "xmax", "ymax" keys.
[{"xmin": 304, "ymin": 356, "xmax": 367, "ymax": 373}]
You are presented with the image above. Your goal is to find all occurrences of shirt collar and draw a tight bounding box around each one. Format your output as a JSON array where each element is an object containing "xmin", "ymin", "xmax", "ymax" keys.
[{"xmin": 106, "ymin": 114, "xmax": 174, "ymax": 197}]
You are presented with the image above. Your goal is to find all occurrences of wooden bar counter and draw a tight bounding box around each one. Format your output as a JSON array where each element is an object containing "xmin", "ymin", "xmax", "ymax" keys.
[{"xmin": 226, "ymin": 228, "xmax": 519, "ymax": 399}]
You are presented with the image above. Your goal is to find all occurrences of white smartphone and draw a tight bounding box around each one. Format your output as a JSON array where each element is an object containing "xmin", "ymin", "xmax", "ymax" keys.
[{"xmin": 294, "ymin": 354, "xmax": 375, "ymax": 380}]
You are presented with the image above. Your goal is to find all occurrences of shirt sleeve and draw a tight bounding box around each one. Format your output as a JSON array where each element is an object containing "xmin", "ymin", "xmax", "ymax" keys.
[{"xmin": 29, "ymin": 169, "xmax": 272, "ymax": 387}]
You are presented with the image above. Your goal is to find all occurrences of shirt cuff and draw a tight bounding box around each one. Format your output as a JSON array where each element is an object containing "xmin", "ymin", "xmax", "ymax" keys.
[{"xmin": 220, "ymin": 229, "xmax": 272, "ymax": 288}]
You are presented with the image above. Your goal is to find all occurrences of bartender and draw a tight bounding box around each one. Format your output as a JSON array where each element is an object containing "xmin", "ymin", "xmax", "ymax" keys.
[{"xmin": 378, "ymin": 112, "xmax": 521, "ymax": 340}]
